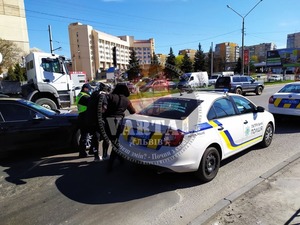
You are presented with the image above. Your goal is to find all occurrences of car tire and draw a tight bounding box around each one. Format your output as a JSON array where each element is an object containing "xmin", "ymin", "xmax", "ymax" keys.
[
  {"xmin": 255, "ymin": 86, "xmax": 263, "ymax": 95},
  {"xmin": 148, "ymin": 88, "xmax": 153, "ymax": 92},
  {"xmin": 195, "ymin": 147, "xmax": 220, "ymax": 182},
  {"xmin": 235, "ymin": 88, "xmax": 242, "ymax": 95},
  {"xmin": 35, "ymin": 98, "xmax": 57, "ymax": 110},
  {"xmin": 259, "ymin": 123, "xmax": 274, "ymax": 148}
]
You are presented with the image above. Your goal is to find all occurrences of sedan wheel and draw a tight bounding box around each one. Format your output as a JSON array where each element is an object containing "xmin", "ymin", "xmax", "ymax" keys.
[{"xmin": 195, "ymin": 147, "xmax": 220, "ymax": 182}]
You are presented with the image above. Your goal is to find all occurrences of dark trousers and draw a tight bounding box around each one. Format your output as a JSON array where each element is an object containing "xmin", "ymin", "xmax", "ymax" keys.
[{"xmin": 104, "ymin": 117, "xmax": 124, "ymax": 170}]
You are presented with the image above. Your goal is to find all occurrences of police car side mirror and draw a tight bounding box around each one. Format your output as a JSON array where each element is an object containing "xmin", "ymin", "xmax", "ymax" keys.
[{"xmin": 255, "ymin": 106, "xmax": 265, "ymax": 113}]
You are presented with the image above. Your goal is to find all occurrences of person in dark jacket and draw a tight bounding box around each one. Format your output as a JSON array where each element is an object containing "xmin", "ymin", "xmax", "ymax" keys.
[
  {"xmin": 86, "ymin": 82, "xmax": 110, "ymax": 161},
  {"xmin": 101, "ymin": 83, "xmax": 136, "ymax": 171},
  {"xmin": 76, "ymin": 83, "xmax": 92, "ymax": 158}
]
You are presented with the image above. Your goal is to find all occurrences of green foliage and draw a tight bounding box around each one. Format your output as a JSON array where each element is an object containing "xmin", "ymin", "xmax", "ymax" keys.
[
  {"xmin": 175, "ymin": 55, "xmax": 184, "ymax": 68},
  {"xmin": 164, "ymin": 47, "xmax": 178, "ymax": 79},
  {"xmin": 193, "ymin": 43, "xmax": 207, "ymax": 72},
  {"xmin": 180, "ymin": 53, "xmax": 193, "ymax": 73},
  {"xmin": 4, "ymin": 63, "xmax": 26, "ymax": 81},
  {"xmin": 127, "ymin": 49, "xmax": 141, "ymax": 80},
  {"xmin": 206, "ymin": 47, "xmax": 213, "ymax": 75}
]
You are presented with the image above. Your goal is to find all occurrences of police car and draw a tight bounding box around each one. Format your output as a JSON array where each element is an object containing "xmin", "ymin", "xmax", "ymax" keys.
[
  {"xmin": 268, "ymin": 82, "xmax": 300, "ymax": 117},
  {"xmin": 118, "ymin": 91, "xmax": 275, "ymax": 182}
]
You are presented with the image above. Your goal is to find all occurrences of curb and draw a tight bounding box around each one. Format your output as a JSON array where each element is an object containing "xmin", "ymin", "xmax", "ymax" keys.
[{"xmin": 188, "ymin": 152, "xmax": 300, "ymax": 225}]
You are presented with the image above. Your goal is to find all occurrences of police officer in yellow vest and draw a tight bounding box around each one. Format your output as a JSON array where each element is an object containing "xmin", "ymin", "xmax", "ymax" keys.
[{"xmin": 76, "ymin": 83, "xmax": 92, "ymax": 158}]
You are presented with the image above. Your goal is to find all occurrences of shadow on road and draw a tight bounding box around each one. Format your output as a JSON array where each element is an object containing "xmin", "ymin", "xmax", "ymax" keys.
[
  {"xmin": 274, "ymin": 116, "xmax": 300, "ymax": 134},
  {"xmin": 0, "ymin": 152, "xmax": 201, "ymax": 205}
]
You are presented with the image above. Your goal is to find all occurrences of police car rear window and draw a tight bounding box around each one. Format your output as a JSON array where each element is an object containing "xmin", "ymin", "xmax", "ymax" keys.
[{"xmin": 138, "ymin": 97, "xmax": 201, "ymax": 120}]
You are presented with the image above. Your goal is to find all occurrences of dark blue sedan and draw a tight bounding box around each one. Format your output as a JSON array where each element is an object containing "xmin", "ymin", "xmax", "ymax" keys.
[{"xmin": 0, "ymin": 98, "xmax": 79, "ymax": 155}]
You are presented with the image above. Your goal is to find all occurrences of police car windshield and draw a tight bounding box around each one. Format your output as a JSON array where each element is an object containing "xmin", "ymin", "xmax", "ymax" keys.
[
  {"xmin": 279, "ymin": 84, "xmax": 300, "ymax": 93},
  {"xmin": 138, "ymin": 97, "xmax": 201, "ymax": 120}
]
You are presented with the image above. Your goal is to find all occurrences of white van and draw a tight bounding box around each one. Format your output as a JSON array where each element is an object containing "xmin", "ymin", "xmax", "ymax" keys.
[{"xmin": 177, "ymin": 72, "xmax": 209, "ymax": 89}]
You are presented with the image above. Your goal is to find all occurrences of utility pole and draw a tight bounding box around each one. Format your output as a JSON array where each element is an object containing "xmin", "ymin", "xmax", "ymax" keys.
[
  {"xmin": 227, "ymin": 0, "xmax": 263, "ymax": 75},
  {"xmin": 48, "ymin": 25, "xmax": 54, "ymax": 54},
  {"xmin": 211, "ymin": 42, "xmax": 214, "ymax": 76}
]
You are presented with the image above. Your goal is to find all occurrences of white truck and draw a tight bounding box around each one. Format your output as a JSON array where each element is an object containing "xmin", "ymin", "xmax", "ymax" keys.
[{"xmin": 21, "ymin": 52, "xmax": 74, "ymax": 109}]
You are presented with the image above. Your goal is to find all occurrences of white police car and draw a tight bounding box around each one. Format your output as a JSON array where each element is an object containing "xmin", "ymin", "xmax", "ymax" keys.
[
  {"xmin": 118, "ymin": 91, "xmax": 275, "ymax": 182},
  {"xmin": 268, "ymin": 82, "xmax": 300, "ymax": 117}
]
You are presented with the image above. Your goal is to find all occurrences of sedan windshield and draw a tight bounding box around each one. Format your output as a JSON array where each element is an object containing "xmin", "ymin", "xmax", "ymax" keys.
[
  {"xmin": 139, "ymin": 97, "xmax": 202, "ymax": 120},
  {"xmin": 278, "ymin": 84, "xmax": 300, "ymax": 93}
]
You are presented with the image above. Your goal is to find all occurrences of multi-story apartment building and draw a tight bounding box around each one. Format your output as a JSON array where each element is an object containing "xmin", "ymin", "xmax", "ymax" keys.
[
  {"xmin": 287, "ymin": 32, "xmax": 300, "ymax": 48},
  {"xmin": 244, "ymin": 43, "xmax": 277, "ymax": 63},
  {"xmin": 178, "ymin": 49, "xmax": 197, "ymax": 59},
  {"xmin": 0, "ymin": 0, "xmax": 29, "ymax": 55},
  {"xmin": 130, "ymin": 38, "xmax": 154, "ymax": 65},
  {"xmin": 68, "ymin": 22, "xmax": 154, "ymax": 80},
  {"xmin": 215, "ymin": 42, "xmax": 239, "ymax": 63}
]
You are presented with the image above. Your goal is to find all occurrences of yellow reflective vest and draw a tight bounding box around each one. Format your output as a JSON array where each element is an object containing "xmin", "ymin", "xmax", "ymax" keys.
[{"xmin": 76, "ymin": 92, "xmax": 89, "ymax": 113}]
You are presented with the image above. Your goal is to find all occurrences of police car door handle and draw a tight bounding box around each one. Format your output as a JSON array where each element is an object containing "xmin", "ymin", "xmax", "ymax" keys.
[
  {"xmin": 244, "ymin": 120, "xmax": 248, "ymax": 124},
  {"xmin": 218, "ymin": 126, "xmax": 224, "ymax": 131}
]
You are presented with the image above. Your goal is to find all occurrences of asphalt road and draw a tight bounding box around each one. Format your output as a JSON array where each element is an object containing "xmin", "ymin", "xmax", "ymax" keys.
[{"xmin": 1, "ymin": 84, "xmax": 299, "ymax": 225}]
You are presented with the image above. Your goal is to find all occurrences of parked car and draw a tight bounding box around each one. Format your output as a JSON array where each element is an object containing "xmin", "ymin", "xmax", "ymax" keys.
[
  {"xmin": 119, "ymin": 91, "xmax": 275, "ymax": 182},
  {"xmin": 119, "ymin": 81, "xmax": 138, "ymax": 94},
  {"xmin": 268, "ymin": 75, "xmax": 282, "ymax": 82},
  {"xmin": 0, "ymin": 98, "xmax": 80, "ymax": 154},
  {"xmin": 215, "ymin": 75, "xmax": 264, "ymax": 95},
  {"xmin": 268, "ymin": 82, "xmax": 300, "ymax": 117},
  {"xmin": 139, "ymin": 79, "xmax": 169, "ymax": 92},
  {"xmin": 208, "ymin": 74, "xmax": 221, "ymax": 86}
]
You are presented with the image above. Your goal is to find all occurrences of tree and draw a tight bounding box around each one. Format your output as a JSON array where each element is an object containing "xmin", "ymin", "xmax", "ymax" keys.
[
  {"xmin": 127, "ymin": 48, "xmax": 141, "ymax": 81},
  {"xmin": 164, "ymin": 47, "xmax": 177, "ymax": 79},
  {"xmin": 5, "ymin": 63, "xmax": 26, "ymax": 81},
  {"xmin": 180, "ymin": 53, "xmax": 193, "ymax": 73},
  {"xmin": 0, "ymin": 38, "xmax": 22, "ymax": 74},
  {"xmin": 148, "ymin": 52, "xmax": 162, "ymax": 78},
  {"xmin": 206, "ymin": 46, "xmax": 214, "ymax": 76},
  {"xmin": 175, "ymin": 55, "xmax": 184, "ymax": 68},
  {"xmin": 234, "ymin": 57, "xmax": 242, "ymax": 74},
  {"xmin": 193, "ymin": 43, "xmax": 207, "ymax": 72}
]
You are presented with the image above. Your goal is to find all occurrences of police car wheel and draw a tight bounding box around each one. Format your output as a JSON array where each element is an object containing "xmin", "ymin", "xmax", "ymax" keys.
[
  {"xmin": 195, "ymin": 147, "xmax": 220, "ymax": 182},
  {"xmin": 259, "ymin": 123, "xmax": 274, "ymax": 148}
]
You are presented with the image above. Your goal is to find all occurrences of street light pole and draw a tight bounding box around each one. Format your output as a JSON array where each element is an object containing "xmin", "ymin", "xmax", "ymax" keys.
[{"xmin": 227, "ymin": 0, "xmax": 263, "ymax": 75}]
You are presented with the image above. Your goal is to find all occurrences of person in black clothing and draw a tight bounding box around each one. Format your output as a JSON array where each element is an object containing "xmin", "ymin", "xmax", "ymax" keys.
[
  {"xmin": 86, "ymin": 82, "xmax": 110, "ymax": 162},
  {"xmin": 100, "ymin": 83, "xmax": 136, "ymax": 171},
  {"xmin": 76, "ymin": 83, "xmax": 92, "ymax": 158}
]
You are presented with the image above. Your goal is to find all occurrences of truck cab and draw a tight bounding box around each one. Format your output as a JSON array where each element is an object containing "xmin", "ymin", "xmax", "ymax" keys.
[{"xmin": 23, "ymin": 52, "xmax": 74, "ymax": 109}]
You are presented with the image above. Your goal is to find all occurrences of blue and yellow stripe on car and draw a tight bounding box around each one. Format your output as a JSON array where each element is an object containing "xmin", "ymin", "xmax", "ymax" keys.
[
  {"xmin": 122, "ymin": 119, "xmax": 262, "ymax": 151},
  {"xmin": 273, "ymin": 98, "xmax": 300, "ymax": 108},
  {"xmin": 207, "ymin": 120, "xmax": 262, "ymax": 151}
]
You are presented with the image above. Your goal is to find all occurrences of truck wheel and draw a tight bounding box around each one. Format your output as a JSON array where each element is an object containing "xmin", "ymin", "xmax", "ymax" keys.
[
  {"xmin": 35, "ymin": 98, "xmax": 57, "ymax": 110},
  {"xmin": 195, "ymin": 147, "xmax": 220, "ymax": 182},
  {"xmin": 255, "ymin": 86, "xmax": 263, "ymax": 95}
]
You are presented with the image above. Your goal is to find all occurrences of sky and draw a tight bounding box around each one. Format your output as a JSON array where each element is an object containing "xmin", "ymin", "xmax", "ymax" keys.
[{"xmin": 24, "ymin": 0, "xmax": 300, "ymax": 59}]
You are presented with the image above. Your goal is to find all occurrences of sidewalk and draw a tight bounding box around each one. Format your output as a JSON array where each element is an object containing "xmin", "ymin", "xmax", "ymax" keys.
[{"xmin": 190, "ymin": 152, "xmax": 300, "ymax": 225}]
